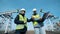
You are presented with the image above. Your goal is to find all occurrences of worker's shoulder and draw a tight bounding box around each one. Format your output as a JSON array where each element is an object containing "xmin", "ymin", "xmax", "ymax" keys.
[
  {"xmin": 16, "ymin": 14, "xmax": 19, "ymax": 18},
  {"xmin": 16, "ymin": 14, "xmax": 19, "ymax": 16}
]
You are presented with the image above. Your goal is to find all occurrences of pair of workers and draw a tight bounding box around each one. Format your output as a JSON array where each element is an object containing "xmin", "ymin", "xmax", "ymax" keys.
[{"xmin": 14, "ymin": 8, "xmax": 49, "ymax": 34}]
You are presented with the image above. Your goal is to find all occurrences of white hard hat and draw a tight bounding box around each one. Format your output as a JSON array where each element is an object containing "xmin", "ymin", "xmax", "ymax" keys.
[
  {"xmin": 32, "ymin": 8, "xmax": 37, "ymax": 11},
  {"xmin": 21, "ymin": 8, "xmax": 25, "ymax": 11}
]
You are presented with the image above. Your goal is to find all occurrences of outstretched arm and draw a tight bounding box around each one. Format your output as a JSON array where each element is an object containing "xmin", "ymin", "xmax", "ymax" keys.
[
  {"xmin": 37, "ymin": 12, "xmax": 49, "ymax": 22},
  {"xmin": 27, "ymin": 18, "xmax": 33, "ymax": 22}
]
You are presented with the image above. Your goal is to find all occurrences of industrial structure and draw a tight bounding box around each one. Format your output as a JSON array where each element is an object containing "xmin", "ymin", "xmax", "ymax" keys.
[{"xmin": 0, "ymin": 10, "xmax": 60, "ymax": 34}]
